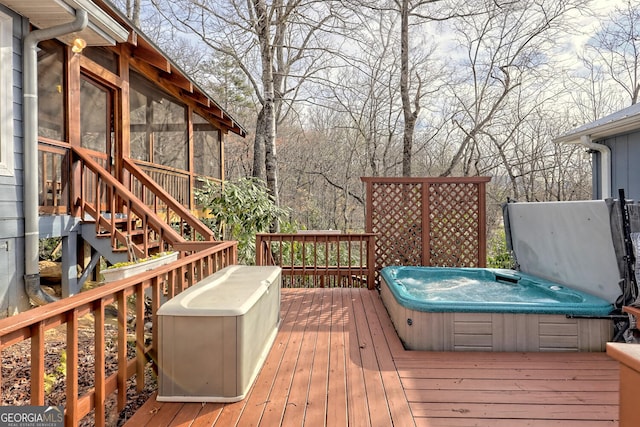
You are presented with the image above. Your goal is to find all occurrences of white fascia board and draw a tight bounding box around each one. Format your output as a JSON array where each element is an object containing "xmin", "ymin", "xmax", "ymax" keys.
[{"xmin": 63, "ymin": 0, "xmax": 129, "ymax": 43}]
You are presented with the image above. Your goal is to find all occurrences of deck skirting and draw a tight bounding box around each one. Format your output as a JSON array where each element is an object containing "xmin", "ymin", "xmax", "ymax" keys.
[{"xmin": 381, "ymin": 276, "xmax": 613, "ymax": 352}]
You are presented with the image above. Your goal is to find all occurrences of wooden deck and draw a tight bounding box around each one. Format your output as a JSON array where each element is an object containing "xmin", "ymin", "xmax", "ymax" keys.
[{"xmin": 124, "ymin": 288, "xmax": 620, "ymax": 426}]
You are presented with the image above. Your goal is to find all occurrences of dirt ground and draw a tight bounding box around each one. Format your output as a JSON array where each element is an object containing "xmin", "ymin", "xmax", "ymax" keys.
[{"xmin": 2, "ymin": 297, "xmax": 156, "ymax": 426}]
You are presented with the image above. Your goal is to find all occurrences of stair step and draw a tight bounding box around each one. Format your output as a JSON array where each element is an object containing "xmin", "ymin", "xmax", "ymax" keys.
[
  {"xmin": 98, "ymin": 213, "xmax": 139, "ymax": 228},
  {"xmin": 111, "ymin": 240, "xmax": 161, "ymax": 250},
  {"xmin": 94, "ymin": 228, "xmax": 146, "ymax": 238}
]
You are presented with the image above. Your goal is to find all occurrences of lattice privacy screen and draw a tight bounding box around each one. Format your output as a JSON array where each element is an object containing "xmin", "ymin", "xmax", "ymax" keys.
[{"xmin": 362, "ymin": 177, "xmax": 491, "ymax": 286}]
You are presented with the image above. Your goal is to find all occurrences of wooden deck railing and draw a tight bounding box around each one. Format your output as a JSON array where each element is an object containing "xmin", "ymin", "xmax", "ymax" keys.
[
  {"xmin": 132, "ymin": 161, "xmax": 221, "ymax": 211},
  {"xmin": 124, "ymin": 159, "xmax": 216, "ymax": 243},
  {"xmin": 0, "ymin": 242, "xmax": 237, "ymax": 426},
  {"xmin": 133, "ymin": 161, "xmax": 192, "ymax": 209},
  {"xmin": 71, "ymin": 146, "xmax": 217, "ymax": 259},
  {"xmin": 38, "ymin": 139, "xmax": 70, "ymax": 214},
  {"xmin": 255, "ymin": 232, "xmax": 376, "ymax": 289},
  {"xmin": 37, "ymin": 140, "xmax": 220, "ymax": 220}
]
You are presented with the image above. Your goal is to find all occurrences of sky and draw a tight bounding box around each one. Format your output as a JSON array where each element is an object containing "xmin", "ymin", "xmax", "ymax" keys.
[
  {"xmin": 427, "ymin": 0, "xmax": 634, "ymax": 83},
  {"xmin": 568, "ymin": 0, "xmax": 630, "ymax": 47}
]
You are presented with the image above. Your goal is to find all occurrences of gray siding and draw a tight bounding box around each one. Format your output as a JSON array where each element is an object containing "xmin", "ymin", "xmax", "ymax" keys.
[
  {"xmin": 592, "ymin": 152, "xmax": 600, "ymax": 200},
  {"xmin": 0, "ymin": 4, "xmax": 27, "ymax": 315},
  {"xmin": 0, "ymin": 3, "xmax": 23, "ymax": 225},
  {"xmin": 601, "ymin": 130, "xmax": 640, "ymax": 201}
]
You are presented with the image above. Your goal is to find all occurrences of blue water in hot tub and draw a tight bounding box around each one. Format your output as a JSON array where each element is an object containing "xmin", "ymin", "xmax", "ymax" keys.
[{"xmin": 380, "ymin": 266, "xmax": 613, "ymax": 315}]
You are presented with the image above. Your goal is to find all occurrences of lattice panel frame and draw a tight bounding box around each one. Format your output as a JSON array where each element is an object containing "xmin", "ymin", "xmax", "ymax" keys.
[
  {"xmin": 369, "ymin": 182, "xmax": 424, "ymax": 270},
  {"xmin": 428, "ymin": 182, "xmax": 481, "ymax": 267},
  {"xmin": 362, "ymin": 177, "xmax": 490, "ymax": 286}
]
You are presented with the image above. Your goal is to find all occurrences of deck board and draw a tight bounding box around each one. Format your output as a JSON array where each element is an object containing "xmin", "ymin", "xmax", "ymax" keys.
[
  {"xmin": 187, "ymin": 403, "xmax": 224, "ymax": 427},
  {"xmin": 344, "ymin": 288, "xmax": 372, "ymax": 426},
  {"xmin": 325, "ymin": 286, "xmax": 348, "ymax": 427},
  {"xmin": 125, "ymin": 288, "xmax": 620, "ymax": 426},
  {"xmin": 359, "ymin": 288, "xmax": 415, "ymax": 427},
  {"xmin": 303, "ymin": 287, "xmax": 331, "ymax": 425},
  {"xmin": 349, "ymin": 287, "xmax": 394, "ymax": 426},
  {"xmin": 280, "ymin": 288, "xmax": 323, "ymax": 425},
  {"xmin": 235, "ymin": 287, "xmax": 313, "ymax": 426},
  {"xmin": 167, "ymin": 403, "xmax": 207, "ymax": 426}
]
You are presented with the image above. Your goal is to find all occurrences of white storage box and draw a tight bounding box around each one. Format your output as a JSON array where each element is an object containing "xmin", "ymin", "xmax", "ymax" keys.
[{"xmin": 157, "ymin": 265, "xmax": 281, "ymax": 402}]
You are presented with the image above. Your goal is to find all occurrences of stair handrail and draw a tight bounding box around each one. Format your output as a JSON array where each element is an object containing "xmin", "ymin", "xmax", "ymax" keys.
[
  {"xmin": 123, "ymin": 158, "xmax": 215, "ymax": 242},
  {"xmin": 71, "ymin": 146, "xmax": 209, "ymax": 255}
]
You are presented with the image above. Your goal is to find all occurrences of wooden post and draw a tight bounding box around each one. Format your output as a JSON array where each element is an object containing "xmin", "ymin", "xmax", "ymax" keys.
[
  {"xmin": 478, "ymin": 180, "xmax": 487, "ymax": 267},
  {"xmin": 255, "ymin": 234, "xmax": 264, "ymax": 265},
  {"xmin": 94, "ymin": 300, "xmax": 106, "ymax": 426},
  {"xmin": 30, "ymin": 323, "xmax": 45, "ymax": 405},
  {"xmin": 367, "ymin": 234, "xmax": 376, "ymax": 290},
  {"xmin": 422, "ymin": 181, "xmax": 430, "ymax": 266},
  {"xmin": 66, "ymin": 310, "xmax": 79, "ymax": 426}
]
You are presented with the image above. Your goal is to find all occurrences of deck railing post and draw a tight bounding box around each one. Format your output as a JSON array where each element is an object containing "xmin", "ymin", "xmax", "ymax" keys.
[
  {"xmin": 70, "ymin": 150, "xmax": 82, "ymax": 218},
  {"xmin": 255, "ymin": 234, "xmax": 264, "ymax": 265},
  {"xmin": 66, "ymin": 309, "xmax": 79, "ymax": 426},
  {"xmin": 30, "ymin": 323, "xmax": 45, "ymax": 405},
  {"xmin": 367, "ymin": 234, "xmax": 376, "ymax": 289}
]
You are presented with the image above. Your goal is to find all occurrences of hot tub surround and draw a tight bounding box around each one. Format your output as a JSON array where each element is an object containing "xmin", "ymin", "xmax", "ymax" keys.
[{"xmin": 380, "ymin": 266, "xmax": 614, "ymax": 352}]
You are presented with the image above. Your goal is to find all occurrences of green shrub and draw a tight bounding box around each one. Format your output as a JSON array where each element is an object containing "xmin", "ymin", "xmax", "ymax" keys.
[
  {"xmin": 487, "ymin": 229, "xmax": 515, "ymax": 269},
  {"xmin": 196, "ymin": 177, "xmax": 291, "ymax": 264}
]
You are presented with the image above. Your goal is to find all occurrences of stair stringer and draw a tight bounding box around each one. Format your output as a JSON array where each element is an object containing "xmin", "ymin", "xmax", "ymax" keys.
[{"xmin": 80, "ymin": 223, "xmax": 129, "ymax": 265}]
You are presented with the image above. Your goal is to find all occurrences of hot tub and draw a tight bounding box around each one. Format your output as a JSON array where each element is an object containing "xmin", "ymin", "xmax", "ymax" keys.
[{"xmin": 380, "ymin": 266, "xmax": 614, "ymax": 352}]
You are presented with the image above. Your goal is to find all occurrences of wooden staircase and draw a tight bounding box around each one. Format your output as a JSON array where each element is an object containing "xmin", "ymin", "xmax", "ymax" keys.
[{"xmin": 71, "ymin": 146, "xmax": 220, "ymax": 263}]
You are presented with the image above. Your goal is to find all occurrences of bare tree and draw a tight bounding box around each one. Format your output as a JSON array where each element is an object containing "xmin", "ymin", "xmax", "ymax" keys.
[
  {"xmin": 346, "ymin": 0, "xmax": 470, "ymax": 176},
  {"xmin": 148, "ymin": 0, "xmax": 341, "ymax": 213},
  {"xmin": 398, "ymin": 0, "xmax": 426, "ymax": 176},
  {"xmin": 126, "ymin": 0, "xmax": 141, "ymax": 27},
  {"xmin": 565, "ymin": 56, "xmax": 625, "ymax": 124},
  {"xmin": 440, "ymin": 0, "xmax": 589, "ymax": 177},
  {"xmin": 326, "ymin": 10, "xmax": 404, "ymax": 177},
  {"xmin": 115, "ymin": 0, "xmax": 601, "ymax": 232},
  {"xmin": 278, "ymin": 107, "xmax": 366, "ymax": 230},
  {"xmin": 585, "ymin": 0, "xmax": 640, "ymax": 105}
]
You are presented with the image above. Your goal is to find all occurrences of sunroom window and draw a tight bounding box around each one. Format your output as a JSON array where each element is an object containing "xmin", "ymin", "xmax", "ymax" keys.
[
  {"xmin": 129, "ymin": 71, "xmax": 188, "ymax": 170},
  {"xmin": 193, "ymin": 113, "xmax": 221, "ymax": 179},
  {"xmin": 37, "ymin": 40, "xmax": 65, "ymax": 142}
]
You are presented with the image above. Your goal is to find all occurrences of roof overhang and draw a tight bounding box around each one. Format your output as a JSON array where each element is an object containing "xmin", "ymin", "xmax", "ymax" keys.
[
  {"xmin": 553, "ymin": 102, "xmax": 640, "ymax": 144},
  {"xmin": 1, "ymin": 0, "xmax": 246, "ymax": 137},
  {"xmin": 2, "ymin": 0, "xmax": 129, "ymax": 46}
]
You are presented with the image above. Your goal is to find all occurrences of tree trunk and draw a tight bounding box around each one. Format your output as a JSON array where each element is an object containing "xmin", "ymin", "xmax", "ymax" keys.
[
  {"xmin": 253, "ymin": 0, "xmax": 280, "ymax": 229},
  {"xmin": 126, "ymin": 0, "xmax": 141, "ymax": 27},
  {"xmin": 400, "ymin": 0, "xmax": 420, "ymax": 177},
  {"xmin": 132, "ymin": 0, "xmax": 141, "ymax": 27},
  {"xmin": 253, "ymin": 108, "xmax": 266, "ymax": 180}
]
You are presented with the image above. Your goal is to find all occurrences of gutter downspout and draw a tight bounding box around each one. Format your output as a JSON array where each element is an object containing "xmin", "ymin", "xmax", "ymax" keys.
[
  {"xmin": 23, "ymin": 9, "xmax": 88, "ymax": 305},
  {"xmin": 580, "ymin": 135, "xmax": 611, "ymax": 199}
]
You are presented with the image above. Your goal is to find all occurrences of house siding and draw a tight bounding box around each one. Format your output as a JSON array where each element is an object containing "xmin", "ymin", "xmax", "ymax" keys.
[
  {"xmin": 600, "ymin": 130, "xmax": 640, "ymax": 201},
  {"xmin": 0, "ymin": 4, "xmax": 27, "ymax": 315},
  {"xmin": 592, "ymin": 152, "xmax": 601, "ymax": 200}
]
